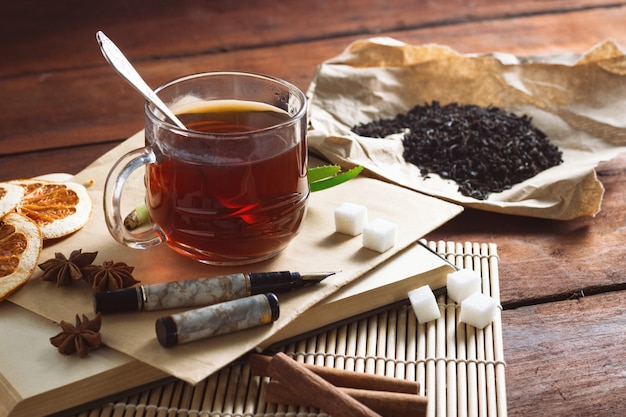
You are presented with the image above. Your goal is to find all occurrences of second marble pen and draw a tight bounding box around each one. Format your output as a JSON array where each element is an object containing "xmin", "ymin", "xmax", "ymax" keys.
[{"xmin": 93, "ymin": 271, "xmax": 335, "ymax": 314}]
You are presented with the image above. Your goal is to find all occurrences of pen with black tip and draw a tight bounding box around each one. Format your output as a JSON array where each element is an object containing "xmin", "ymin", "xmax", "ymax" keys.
[{"xmin": 93, "ymin": 271, "xmax": 335, "ymax": 314}]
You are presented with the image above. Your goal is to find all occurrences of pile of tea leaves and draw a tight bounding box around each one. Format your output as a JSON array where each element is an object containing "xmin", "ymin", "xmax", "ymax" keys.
[{"xmin": 352, "ymin": 101, "xmax": 563, "ymax": 200}]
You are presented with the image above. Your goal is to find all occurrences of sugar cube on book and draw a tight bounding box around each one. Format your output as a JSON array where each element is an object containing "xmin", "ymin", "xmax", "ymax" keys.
[
  {"xmin": 334, "ymin": 202, "xmax": 368, "ymax": 236},
  {"xmin": 362, "ymin": 218, "xmax": 397, "ymax": 252}
]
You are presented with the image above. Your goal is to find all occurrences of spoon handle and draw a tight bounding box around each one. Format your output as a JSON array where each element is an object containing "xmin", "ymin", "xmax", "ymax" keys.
[{"xmin": 95, "ymin": 31, "xmax": 186, "ymax": 130}]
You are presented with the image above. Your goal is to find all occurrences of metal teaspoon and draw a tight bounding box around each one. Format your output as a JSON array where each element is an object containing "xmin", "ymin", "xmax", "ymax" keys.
[{"xmin": 95, "ymin": 30, "xmax": 187, "ymax": 130}]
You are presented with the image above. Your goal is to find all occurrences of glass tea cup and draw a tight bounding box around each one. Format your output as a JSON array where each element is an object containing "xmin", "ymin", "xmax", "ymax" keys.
[{"xmin": 103, "ymin": 72, "xmax": 309, "ymax": 265}]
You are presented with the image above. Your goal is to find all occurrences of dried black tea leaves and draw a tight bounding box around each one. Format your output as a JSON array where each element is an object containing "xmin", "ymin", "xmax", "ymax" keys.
[{"xmin": 352, "ymin": 102, "xmax": 563, "ymax": 200}]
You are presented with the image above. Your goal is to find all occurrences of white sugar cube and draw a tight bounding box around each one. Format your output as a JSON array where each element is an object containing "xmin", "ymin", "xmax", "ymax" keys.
[
  {"xmin": 362, "ymin": 218, "xmax": 397, "ymax": 252},
  {"xmin": 459, "ymin": 292, "xmax": 498, "ymax": 329},
  {"xmin": 447, "ymin": 268, "xmax": 481, "ymax": 302},
  {"xmin": 334, "ymin": 202, "xmax": 368, "ymax": 236},
  {"xmin": 408, "ymin": 285, "xmax": 441, "ymax": 323}
]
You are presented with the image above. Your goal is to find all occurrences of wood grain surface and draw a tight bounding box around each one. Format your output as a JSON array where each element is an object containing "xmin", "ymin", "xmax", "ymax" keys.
[{"xmin": 1, "ymin": 1, "xmax": 625, "ymax": 415}]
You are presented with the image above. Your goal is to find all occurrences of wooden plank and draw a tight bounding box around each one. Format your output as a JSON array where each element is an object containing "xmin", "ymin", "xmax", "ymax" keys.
[
  {"xmin": 2, "ymin": 5, "xmax": 625, "ymax": 158},
  {"xmin": 501, "ymin": 290, "xmax": 626, "ymax": 416},
  {"xmin": 0, "ymin": 0, "xmax": 619, "ymax": 77},
  {"xmin": 0, "ymin": 142, "xmax": 121, "ymax": 182}
]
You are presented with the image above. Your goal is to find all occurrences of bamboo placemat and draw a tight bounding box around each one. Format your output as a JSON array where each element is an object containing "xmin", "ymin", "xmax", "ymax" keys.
[{"xmin": 70, "ymin": 241, "xmax": 506, "ymax": 417}]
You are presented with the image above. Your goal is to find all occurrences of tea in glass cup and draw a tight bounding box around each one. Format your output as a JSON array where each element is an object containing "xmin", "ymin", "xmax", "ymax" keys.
[{"xmin": 103, "ymin": 72, "xmax": 309, "ymax": 265}]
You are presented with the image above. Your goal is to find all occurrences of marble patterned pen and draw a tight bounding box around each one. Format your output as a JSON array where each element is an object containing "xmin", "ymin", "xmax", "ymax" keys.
[
  {"xmin": 155, "ymin": 293, "xmax": 280, "ymax": 347},
  {"xmin": 93, "ymin": 271, "xmax": 334, "ymax": 314}
]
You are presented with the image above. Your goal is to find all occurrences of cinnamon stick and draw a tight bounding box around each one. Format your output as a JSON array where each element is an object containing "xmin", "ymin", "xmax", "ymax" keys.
[
  {"xmin": 249, "ymin": 353, "xmax": 419, "ymax": 394},
  {"xmin": 266, "ymin": 352, "xmax": 381, "ymax": 417},
  {"xmin": 265, "ymin": 381, "xmax": 427, "ymax": 417}
]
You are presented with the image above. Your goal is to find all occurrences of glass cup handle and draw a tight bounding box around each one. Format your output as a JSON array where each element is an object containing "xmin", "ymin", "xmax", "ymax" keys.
[{"xmin": 103, "ymin": 146, "xmax": 164, "ymax": 249}]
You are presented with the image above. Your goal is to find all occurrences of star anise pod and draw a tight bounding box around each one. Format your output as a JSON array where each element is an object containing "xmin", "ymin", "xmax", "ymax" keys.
[
  {"xmin": 50, "ymin": 313, "xmax": 102, "ymax": 358},
  {"xmin": 83, "ymin": 260, "xmax": 140, "ymax": 291},
  {"xmin": 38, "ymin": 249, "xmax": 98, "ymax": 286}
]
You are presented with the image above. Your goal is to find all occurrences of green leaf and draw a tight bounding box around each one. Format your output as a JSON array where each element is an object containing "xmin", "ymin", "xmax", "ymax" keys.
[
  {"xmin": 307, "ymin": 165, "xmax": 342, "ymax": 183},
  {"xmin": 309, "ymin": 165, "xmax": 364, "ymax": 192}
]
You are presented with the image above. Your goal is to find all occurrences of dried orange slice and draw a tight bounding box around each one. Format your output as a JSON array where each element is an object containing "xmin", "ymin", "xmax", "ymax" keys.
[
  {"xmin": 0, "ymin": 182, "xmax": 24, "ymax": 218},
  {"xmin": 11, "ymin": 179, "xmax": 93, "ymax": 240},
  {"xmin": 0, "ymin": 212, "xmax": 42, "ymax": 300}
]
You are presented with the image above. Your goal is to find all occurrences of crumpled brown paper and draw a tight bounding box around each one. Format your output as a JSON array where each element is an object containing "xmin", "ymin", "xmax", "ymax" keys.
[
  {"xmin": 8, "ymin": 131, "xmax": 461, "ymax": 384},
  {"xmin": 308, "ymin": 38, "xmax": 626, "ymax": 220}
]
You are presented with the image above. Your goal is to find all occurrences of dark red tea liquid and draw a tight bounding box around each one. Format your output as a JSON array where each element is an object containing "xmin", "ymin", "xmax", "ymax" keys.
[{"xmin": 146, "ymin": 100, "xmax": 308, "ymax": 264}]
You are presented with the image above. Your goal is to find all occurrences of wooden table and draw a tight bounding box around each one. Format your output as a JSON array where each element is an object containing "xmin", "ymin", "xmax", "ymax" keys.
[{"xmin": 2, "ymin": 1, "xmax": 625, "ymax": 416}]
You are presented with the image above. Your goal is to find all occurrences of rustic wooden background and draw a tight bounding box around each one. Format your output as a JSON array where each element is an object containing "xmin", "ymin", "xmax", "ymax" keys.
[{"xmin": 1, "ymin": 1, "xmax": 625, "ymax": 415}]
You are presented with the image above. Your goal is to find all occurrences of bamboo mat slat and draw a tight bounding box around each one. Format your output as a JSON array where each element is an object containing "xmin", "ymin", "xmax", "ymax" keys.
[{"xmin": 73, "ymin": 241, "xmax": 507, "ymax": 417}]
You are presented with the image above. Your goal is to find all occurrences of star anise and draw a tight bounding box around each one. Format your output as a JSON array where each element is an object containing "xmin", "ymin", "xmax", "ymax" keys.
[
  {"xmin": 83, "ymin": 260, "xmax": 140, "ymax": 291},
  {"xmin": 38, "ymin": 249, "xmax": 98, "ymax": 286},
  {"xmin": 50, "ymin": 313, "xmax": 102, "ymax": 358}
]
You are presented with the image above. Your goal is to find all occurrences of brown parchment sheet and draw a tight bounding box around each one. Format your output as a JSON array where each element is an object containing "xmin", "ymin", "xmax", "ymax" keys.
[
  {"xmin": 307, "ymin": 38, "xmax": 626, "ymax": 220},
  {"xmin": 8, "ymin": 131, "xmax": 463, "ymax": 385}
]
